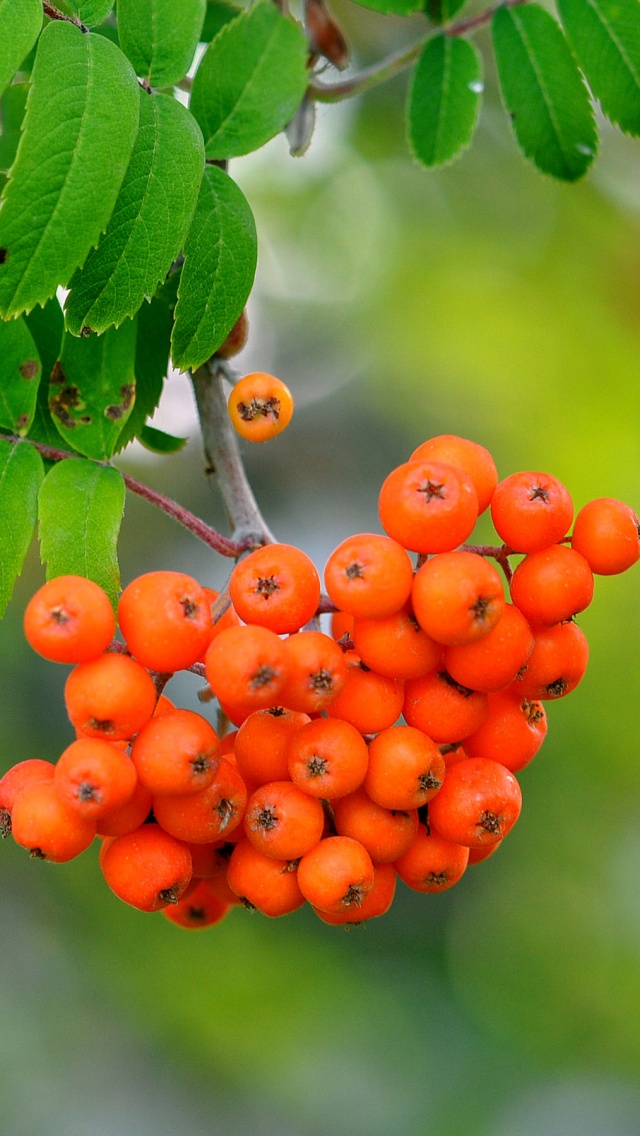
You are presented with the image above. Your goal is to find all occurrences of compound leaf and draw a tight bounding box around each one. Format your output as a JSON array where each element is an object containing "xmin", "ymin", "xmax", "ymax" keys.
[
  {"xmin": 190, "ymin": 1, "xmax": 308, "ymax": 158},
  {"xmin": 0, "ymin": 83, "xmax": 28, "ymax": 173},
  {"xmin": 0, "ymin": 0, "xmax": 42, "ymax": 98},
  {"xmin": 408, "ymin": 34, "xmax": 482, "ymax": 168},
  {"xmin": 114, "ymin": 286, "xmax": 175, "ymax": 451},
  {"xmin": 67, "ymin": 0, "xmax": 114, "ymax": 24},
  {"xmin": 65, "ymin": 91, "xmax": 204, "ymax": 335},
  {"xmin": 49, "ymin": 321, "xmax": 137, "ymax": 460},
  {"xmin": 0, "ymin": 438, "xmax": 43, "ymax": 615},
  {"xmin": 0, "ymin": 316, "xmax": 41, "ymax": 435},
  {"xmin": 557, "ymin": 0, "xmax": 640, "ymax": 135},
  {"xmin": 25, "ymin": 295, "xmax": 66, "ymax": 447},
  {"xmin": 492, "ymin": 4, "xmax": 597, "ymax": 180},
  {"xmin": 201, "ymin": 0, "xmax": 241, "ymax": 41},
  {"xmin": 171, "ymin": 165, "xmax": 257, "ymax": 371},
  {"xmin": 38, "ymin": 457, "xmax": 124, "ymax": 604},
  {"xmin": 118, "ymin": 0, "xmax": 206, "ymax": 86},
  {"xmin": 0, "ymin": 21, "xmax": 139, "ymax": 318},
  {"xmin": 138, "ymin": 424, "xmax": 187, "ymax": 453}
]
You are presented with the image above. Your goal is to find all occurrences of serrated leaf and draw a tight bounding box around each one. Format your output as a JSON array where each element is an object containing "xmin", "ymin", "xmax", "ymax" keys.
[
  {"xmin": 557, "ymin": 0, "xmax": 640, "ymax": 135},
  {"xmin": 408, "ymin": 34, "xmax": 482, "ymax": 168},
  {"xmin": 118, "ymin": 0, "xmax": 206, "ymax": 86},
  {"xmin": 114, "ymin": 288, "xmax": 175, "ymax": 451},
  {"xmin": 492, "ymin": 4, "xmax": 597, "ymax": 181},
  {"xmin": 65, "ymin": 91, "xmax": 204, "ymax": 335},
  {"xmin": 0, "ymin": 438, "xmax": 43, "ymax": 616},
  {"xmin": 0, "ymin": 0, "xmax": 42, "ymax": 98},
  {"xmin": 67, "ymin": 0, "xmax": 114, "ymax": 24},
  {"xmin": 38, "ymin": 458, "xmax": 124, "ymax": 605},
  {"xmin": 0, "ymin": 316, "xmax": 41, "ymax": 434},
  {"xmin": 201, "ymin": 0, "xmax": 242, "ymax": 41},
  {"xmin": 0, "ymin": 22, "xmax": 139, "ymax": 318},
  {"xmin": 171, "ymin": 166, "xmax": 257, "ymax": 371},
  {"xmin": 190, "ymin": 2, "xmax": 308, "ymax": 159},
  {"xmin": 0, "ymin": 83, "xmax": 28, "ymax": 172},
  {"xmin": 49, "ymin": 321, "xmax": 137, "ymax": 460},
  {"xmin": 139, "ymin": 424, "xmax": 187, "ymax": 453},
  {"xmin": 25, "ymin": 296, "xmax": 67, "ymax": 447},
  {"xmin": 350, "ymin": 0, "xmax": 422, "ymax": 13},
  {"xmin": 425, "ymin": 0, "xmax": 469, "ymax": 23}
]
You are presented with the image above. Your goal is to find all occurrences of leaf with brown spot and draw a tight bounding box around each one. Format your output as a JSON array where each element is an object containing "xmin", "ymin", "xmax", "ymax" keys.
[{"xmin": 0, "ymin": 315, "xmax": 41, "ymax": 435}]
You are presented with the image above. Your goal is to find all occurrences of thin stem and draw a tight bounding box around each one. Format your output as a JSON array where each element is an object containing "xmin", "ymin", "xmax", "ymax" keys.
[
  {"xmin": 190, "ymin": 358, "xmax": 276, "ymax": 549},
  {"xmin": 42, "ymin": 2, "xmax": 88, "ymax": 31},
  {"xmin": 0, "ymin": 433, "xmax": 242, "ymax": 558},
  {"xmin": 310, "ymin": 0, "xmax": 528, "ymax": 103},
  {"xmin": 461, "ymin": 542, "xmax": 514, "ymax": 585}
]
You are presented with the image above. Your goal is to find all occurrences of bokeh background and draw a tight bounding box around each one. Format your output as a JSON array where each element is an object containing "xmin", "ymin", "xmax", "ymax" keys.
[{"xmin": 2, "ymin": 4, "xmax": 640, "ymax": 1134}]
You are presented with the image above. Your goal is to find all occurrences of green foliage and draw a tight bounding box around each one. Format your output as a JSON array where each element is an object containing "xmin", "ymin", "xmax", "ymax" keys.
[
  {"xmin": 0, "ymin": 0, "xmax": 41, "ymax": 98},
  {"xmin": 24, "ymin": 297, "xmax": 66, "ymax": 447},
  {"xmin": 190, "ymin": 1, "xmax": 308, "ymax": 159},
  {"xmin": 201, "ymin": 0, "xmax": 241, "ymax": 41},
  {"xmin": 138, "ymin": 424, "xmax": 187, "ymax": 453},
  {"xmin": 118, "ymin": 0, "xmax": 206, "ymax": 86},
  {"xmin": 67, "ymin": 0, "xmax": 115, "ymax": 25},
  {"xmin": 49, "ymin": 322, "xmax": 137, "ymax": 460},
  {"xmin": 0, "ymin": 22, "xmax": 139, "ymax": 318},
  {"xmin": 425, "ymin": 0, "xmax": 469, "ymax": 24},
  {"xmin": 0, "ymin": 438, "xmax": 43, "ymax": 617},
  {"xmin": 114, "ymin": 288, "xmax": 175, "ymax": 451},
  {"xmin": 0, "ymin": 316, "xmax": 41, "ymax": 435},
  {"xmin": 492, "ymin": 4, "xmax": 597, "ymax": 181},
  {"xmin": 350, "ymin": 0, "xmax": 423, "ymax": 14},
  {"xmin": 37, "ymin": 458, "xmax": 125, "ymax": 604},
  {"xmin": 557, "ymin": 0, "xmax": 640, "ymax": 136},
  {"xmin": 65, "ymin": 90, "xmax": 204, "ymax": 335},
  {"xmin": 408, "ymin": 34, "xmax": 482, "ymax": 168},
  {"xmin": 171, "ymin": 165, "xmax": 257, "ymax": 371},
  {"xmin": 0, "ymin": 83, "xmax": 27, "ymax": 173}
]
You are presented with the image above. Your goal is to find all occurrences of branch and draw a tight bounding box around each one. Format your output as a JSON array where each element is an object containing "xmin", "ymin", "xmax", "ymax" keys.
[
  {"xmin": 42, "ymin": 2, "xmax": 88, "ymax": 32},
  {"xmin": 0, "ymin": 433, "xmax": 242, "ymax": 559},
  {"xmin": 190, "ymin": 358, "xmax": 276, "ymax": 549}
]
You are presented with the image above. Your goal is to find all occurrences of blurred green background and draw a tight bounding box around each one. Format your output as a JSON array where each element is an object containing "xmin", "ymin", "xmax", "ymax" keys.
[{"xmin": 2, "ymin": 5, "xmax": 640, "ymax": 1134}]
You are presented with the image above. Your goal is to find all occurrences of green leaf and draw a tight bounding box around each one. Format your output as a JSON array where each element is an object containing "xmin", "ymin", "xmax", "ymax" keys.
[
  {"xmin": 171, "ymin": 165, "xmax": 257, "ymax": 371},
  {"xmin": 49, "ymin": 321, "xmax": 137, "ymax": 460},
  {"xmin": 492, "ymin": 5, "xmax": 597, "ymax": 181},
  {"xmin": 114, "ymin": 287, "xmax": 175, "ymax": 451},
  {"xmin": 0, "ymin": 83, "xmax": 28, "ymax": 172},
  {"xmin": 425, "ymin": 0, "xmax": 468, "ymax": 23},
  {"xmin": 0, "ymin": 0, "xmax": 42, "ymax": 98},
  {"xmin": 25, "ymin": 296, "xmax": 67, "ymax": 447},
  {"xmin": 118, "ymin": 0, "xmax": 206, "ymax": 86},
  {"xmin": 201, "ymin": 0, "xmax": 241, "ymax": 41},
  {"xmin": 38, "ymin": 458, "xmax": 125, "ymax": 605},
  {"xmin": 65, "ymin": 91, "xmax": 204, "ymax": 335},
  {"xmin": 67, "ymin": 0, "xmax": 114, "ymax": 24},
  {"xmin": 350, "ymin": 0, "xmax": 422, "ymax": 13},
  {"xmin": 190, "ymin": 2, "xmax": 308, "ymax": 158},
  {"xmin": 408, "ymin": 34, "xmax": 482, "ymax": 168},
  {"xmin": 0, "ymin": 316, "xmax": 41, "ymax": 434},
  {"xmin": 0, "ymin": 438, "xmax": 43, "ymax": 615},
  {"xmin": 557, "ymin": 0, "xmax": 640, "ymax": 135},
  {"xmin": 0, "ymin": 22, "xmax": 139, "ymax": 318},
  {"xmin": 138, "ymin": 424, "xmax": 187, "ymax": 453}
]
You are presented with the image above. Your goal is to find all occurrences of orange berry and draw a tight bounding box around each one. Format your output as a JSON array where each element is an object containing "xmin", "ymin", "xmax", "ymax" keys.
[
  {"xmin": 96, "ymin": 781, "xmax": 153, "ymax": 838},
  {"xmin": 394, "ymin": 827, "xmax": 469, "ymax": 893},
  {"xmin": 443, "ymin": 603, "xmax": 534, "ymax": 692},
  {"xmin": 101, "ymin": 824, "xmax": 192, "ymax": 911},
  {"xmin": 0, "ymin": 759, "xmax": 55, "ymax": 839},
  {"xmin": 412, "ymin": 551, "xmax": 505, "ymax": 647},
  {"xmin": 571, "ymin": 497, "xmax": 640, "ymax": 575},
  {"xmin": 131, "ymin": 709, "xmax": 220, "ymax": 796},
  {"xmin": 428, "ymin": 757, "xmax": 522, "ymax": 848},
  {"xmin": 287, "ymin": 717, "xmax": 369, "ymax": 799},
  {"xmin": 230, "ymin": 543, "xmax": 320, "ymax": 633},
  {"xmin": 312, "ymin": 862, "xmax": 396, "ymax": 924},
  {"xmin": 64, "ymin": 652, "xmax": 157, "ymax": 741},
  {"xmin": 243, "ymin": 780, "xmax": 325, "ymax": 861},
  {"xmin": 324, "ymin": 533, "xmax": 414, "ymax": 619},
  {"xmin": 54, "ymin": 738, "xmax": 137, "ymax": 819},
  {"xmin": 153, "ymin": 758, "xmax": 247, "ymax": 843},
  {"xmin": 24, "ymin": 575, "xmax": 115, "ymax": 664},
  {"xmin": 11, "ymin": 779, "xmax": 96, "ymax": 862},
  {"xmin": 205, "ymin": 624, "xmax": 289, "ymax": 710},
  {"xmin": 297, "ymin": 835, "xmax": 374, "ymax": 914},
  {"xmin": 279, "ymin": 630, "xmax": 348, "ymax": 713},
  {"xmin": 234, "ymin": 706, "xmax": 311, "ymax": 786},
  {"xmin": 364, "ymin": 725, "xmax": 444, "ymax": 810},
  {"xmin": 491, "ymin": 471, "xmax": 573, "ymax": 553},
  {"xmin": 410, "ymin": 435, "xmax": 498, "ymax": 515},
  {"xmin": 326, "ymin": 653, "xmax": 404, "ymax": 735},
  {"xmin": 510, "ymin": 620, "xmax": 589, "ymax": 701},
  {"xmin": 228, "ymin": 372, "xmax": 294, "ymax": 442},
  {"xmin": 463, "ymin": 690, "xmax": 547, "ymax": 772},
  {"xmin": 510, "ymin": 545, "xmax": 594, "ymax": 625},
  {"xmin": 352, "ymin": 603, "xmax": 442, "ymax": 681},
  {"xmin": 403, "ymin": 670, "xmax": 488, "ymax": 744},
  {"xmin": 162, "ymin": 879, "xmax": 231, "ymax": 929},
  {"xmin": 118, "ymin": 571, "xmax": 212, "ymax": 673},
  {"xmin": 332, "ymin": 788, "xmax": 419, "ymax": 863},
  {"xmin": 227, "ymin": 838, "xmax": 305, "ymax": 916},
  {"xmin": 378, "ymin": 459, "xmax": 478, "ymax": 554}
]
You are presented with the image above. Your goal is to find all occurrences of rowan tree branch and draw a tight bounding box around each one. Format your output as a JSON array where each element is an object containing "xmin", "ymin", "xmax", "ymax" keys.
[{"xmin": 42, "ymin": 2, "xmax": 88, "ymax": 32}]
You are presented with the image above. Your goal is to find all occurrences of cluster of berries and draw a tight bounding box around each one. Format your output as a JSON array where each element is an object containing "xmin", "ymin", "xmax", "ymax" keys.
[{"xmin": 1, "ymin": 434, "xmax": 638, "ymax": 930}]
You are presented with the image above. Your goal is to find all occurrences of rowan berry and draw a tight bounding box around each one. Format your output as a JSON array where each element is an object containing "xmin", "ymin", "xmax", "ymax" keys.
[
  {"xmin": 403, "ymin": 671, "xmax": 488, "ymax": 744},
  {"xmin": 96, "ymin": 781, "xmax": 153, "ymax": 838},
  {"xmin": 202, "ymin": 862, "xmax": 244, "ymax": 907},
  {"xmin": 227, "ymin": 838, "xmax": 305, "ymax": 916},
  {"xmin": 364, "ymin": 725, "xmax": 445, "ymax": 810},
  {"xmin": 463, "ymin": 689, "xmax": 547, "ymax": 772},
  {"xmin": 443, "ymin": 603, "xmax": 534, "ymax": 692},
  {"xmin": 131, "ymin": 709, "xmax": 220, "ymax": 797},
  {"xmin": 491, "ymin": 471, "xmax": 573, "ymax": 553},
  {"xmin": 199, "ymin": 588, "xmax": 240, "ymax": 658},
  {"xmin": 101, "ymin": 824, "xmax": 192, "ymax": 911},
  {"xmin": 410, "ymin": 435, "xmax": 498, "ymax": 515},
  {"xmin": 326, "ymin": 653, "xmax": 405, "ymax": 735},
  {"xmin": 279, "ymin": 630, "xmax": 348, "ymax": 713},
  {"xmin": 243, "ymin": 781, "xmax": 325, "ymax": 861},
  {"xmin": 378, "ymin": 459, "xmax": 478, "ymax": 553},
  {"xmin": 571, "ymin": 497, "xmax": 640, "ymax": 575},
  {"xmin": 234, "ymin": 706, "xmax": 310, "ymax": 786},
  {"xmin": 510, "ymin": 545, "xmax": 594, "ymax": 626},
  {"xmin": 394, "ymin": 827, "xmax": 469, "ymax": 893},
  {"xmin": 230, "ymin": 543, "xmax": 320, "ymax": 633},
  {"xmin": 412, "ymin": 551, "xmax": 505, "ymax": 647},
  {"xmin": 332, "ymin": 788, "xmax": 419, "ymax": 863},
  {"xmin": 11, "ymin": 779, "xmax": 96, "ymax": 862},
  {"xmin": 228, "ymin": 372, "xmax": 294, "ymax": 443},
  {"xmin": 324, "ymin": 533, "xmax": 414, "ymax": 619},
  {"xmin": 54, "ymin": 738, "xmax": 137, "ymax": 819},
  {"xmin": 118, "ymin": 571, "xmax": 212, "ymax": 673},
  {"xmin": 24, "ymin": 575, "xmax": 115, "ymax": 664},
  {"xmin": 287, "ymin": 717, "xmax": 369, "ymax": 799},
  {"xmin": 0, "ymin": 759, "xmax": 55, "ymax": 838},
  {"xmin": 428, "ymin": 757, "xmax": 522, "ymax": 848},
  {"xmin": 153, "ymin": 757, "xmax": 247, "ymax": 843},
  {"xmin": 467, "ymin": 839, "xmax": 502, "ymax": 865},
  {"xmin": 64, "ymin": 653, "xmax": 157, "ymax": 741},
  {"xmin": 162, "ymin": 879, "xmax": 232, "ymax": 929},
  {"xmin": 511, "ymin": 620, "xmax": 589, "ymax": 701},
  {"xmin": 352, "ymin": 603, "xmax": 442, "ymax": 681},
  {"xmin": 312, "ymin": 862, "xmax": 396, "ymax": 924},
  {"xmin": 216, "ymin": 309, "xmax": 248, "ymax": 359},
  {"xmin": 204, "ymin": 624, "xmax": 289, "ymax": 711},
  {"xmin": 297, "ymin": 835, "xmax": 375, "ymax": 914}
]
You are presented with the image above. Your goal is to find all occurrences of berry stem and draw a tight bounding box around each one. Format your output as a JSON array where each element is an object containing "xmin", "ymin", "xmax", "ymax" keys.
[
  {"xmin": 42, "ymin": 2, "xmax": 88, "ymax": 31},
  {"xmin": 461, "ymin": 543, "xmax": 514, "ymax": 584}
]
